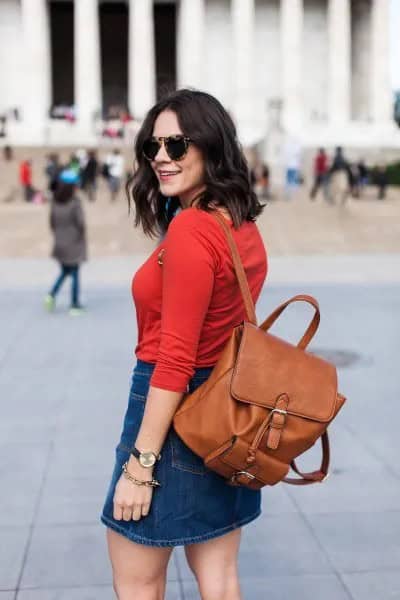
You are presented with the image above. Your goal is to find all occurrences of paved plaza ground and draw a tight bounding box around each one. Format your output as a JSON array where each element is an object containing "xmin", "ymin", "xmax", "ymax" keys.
[{"xmin": 1, "ymin": 177, "xmax": 400, "ymax": 599}]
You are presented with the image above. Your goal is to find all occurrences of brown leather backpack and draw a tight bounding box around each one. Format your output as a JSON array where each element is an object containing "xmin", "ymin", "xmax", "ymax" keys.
[{"xmin": 173, "ymin": 213, "xmax": 346, "ymax": 489}]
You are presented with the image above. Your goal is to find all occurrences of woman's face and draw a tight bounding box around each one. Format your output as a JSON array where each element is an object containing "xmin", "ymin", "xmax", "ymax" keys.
[{"xmin": 149, "ymin": 110, "xmax": 205, "ymax": 207}]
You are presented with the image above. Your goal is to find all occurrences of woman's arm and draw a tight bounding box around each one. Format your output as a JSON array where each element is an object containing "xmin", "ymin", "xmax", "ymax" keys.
[
  {"xmin": 125, "ymin": 386, "xmax": 183, "ymax": 478},
  {"xmin": 113, "ymin": 211, "xmax": 218, "ymax": 521},
  {"xmin": 133, "ymin": 387, "xmax": 183, "ymax": 458},
  {"xmin": 113, "ymin": 387, "xmax": 184, "ymax": 523}
]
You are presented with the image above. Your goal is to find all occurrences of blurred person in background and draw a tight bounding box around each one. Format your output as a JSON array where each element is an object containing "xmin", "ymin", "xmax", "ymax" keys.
[
  {"xmin": 357, "ymin": 159, "xmax": 368, "ymax": 187},
  {"xmin": 81, "ymin": 150, "xmax": 99, "ymax": 202},
  {"xmin": 328, "ymin": 146, "xmax": 351, "ymax": 205},
  {"xmin": 105, "ymin": 148, "xmax": 125, "ymax": 201},
  {"xmin": 354, "ymin": 159, "xmax": 369, "ymax": 198},
  {"xmin": 310, "ymin": 148, "xmax": 329, "ymax": 202},
  {"xmin": 283, "ymin": 136, "xmax": 302, "ymax": 200},
  {"xmin": 348, "ymin": 163, "xmax": 360, "ymax": 198},
  {"xmin": 0, "ymin": 115, "xmax": 6, "ymax": 137},
  {"xmin": 44, "ymin": 169, "xmax": 87, "ymax": 316},
  {"xmin": 2, "ymin": 145, "xmax": 16, "ymax": 202},
  {"xmin": 3, "ymin": 145, "xmax": 13, "ymax": 161},
  {"xmin": 76, "ymin": 148, "xmax": 88, "ymax": 170},
  {"xmin": 375, "ymin": 165, "xmax": 388, "ymax": 200},
  {"xmin": 19, "ymin": 158, "xmax": 34, "ymax": 202},
  {"xmin": 69, "ymin": 152, "xmax": 81, "ymax": 176},
  {"xmin": 45, "ymin": 153, "xmax": 61, "ymax": 198},
  {"xmin": 251, "ymin": 161, "xmax": 270, "ymax": 199}
]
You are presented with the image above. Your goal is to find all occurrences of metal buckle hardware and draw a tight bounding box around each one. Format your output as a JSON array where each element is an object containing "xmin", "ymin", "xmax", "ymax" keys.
[
  {"xmin": 230, "ymin": 471, "xmax": 256, "ymax": 484},
  {"xmin": 271, "ymin": 408, "xmax": 287, "ymax": 415}
]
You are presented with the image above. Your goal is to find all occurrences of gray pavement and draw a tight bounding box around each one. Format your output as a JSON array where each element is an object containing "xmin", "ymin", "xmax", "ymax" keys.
[{"xmin": 1, "ymin": 258, "xmax": 400, "ymax": 599}]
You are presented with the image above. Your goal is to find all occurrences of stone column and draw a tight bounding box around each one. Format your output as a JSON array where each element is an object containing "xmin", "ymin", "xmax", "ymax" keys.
[
  {"xmin": 177, "ymin": 0, "xmax": 205, "ymax": 88},
  {"xmin": 370, "ymin": 0, "xmax": 392, "ymax": 123},
  {"xmin": 128, "ymin": 0, "xmax": 156, "ymax": 120},
  {"xmin": 328, "ymin": 0, "xmax": 351, "ymax": 124},
  {"xmin": 20, "ymin": 0, "xmax": 51, "ymax": 139},
  {"xmin": 232, "ymin": 0, "xmax": 255, "ymax": 143},
  {"xmin": 74, "ymin": 0, "xmax": 102, "ymax": 133},
  {"xmin": 280, "ymin": 0, "xmax": 303, "ymax": 133}
]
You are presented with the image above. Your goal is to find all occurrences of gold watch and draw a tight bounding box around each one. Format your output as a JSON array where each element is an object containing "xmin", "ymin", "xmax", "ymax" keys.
[{"xmin": 130, "ymin": 446, "xmax": 161, "ymax": 468}]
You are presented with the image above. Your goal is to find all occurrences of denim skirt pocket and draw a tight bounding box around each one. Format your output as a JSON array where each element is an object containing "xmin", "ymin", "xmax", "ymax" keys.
[
  {"xmin": 169, "ymin": 427, "xmax": 208, "ymax": 475},
  {"xmin": 169, "ymin": 371, "xmax": 211, "ymax": 475},
  {"xmin": 118, "ymin": 390, "xmax": 146, "ymax": 451}
]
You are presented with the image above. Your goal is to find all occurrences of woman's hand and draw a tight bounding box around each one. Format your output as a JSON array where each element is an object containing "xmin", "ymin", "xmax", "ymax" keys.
[{"xmin": 113, "ymin": 459, "xmax": 155, "ymax": 521}]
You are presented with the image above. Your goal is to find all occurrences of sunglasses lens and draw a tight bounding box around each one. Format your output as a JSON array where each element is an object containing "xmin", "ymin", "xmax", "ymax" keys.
[
  {"xmin": 165, "ymin": 136, "xmax": 187, "ymax": 161},
  {"xmin": 143, "ymin": 139, "xmax": 160, "ymax": 160}
]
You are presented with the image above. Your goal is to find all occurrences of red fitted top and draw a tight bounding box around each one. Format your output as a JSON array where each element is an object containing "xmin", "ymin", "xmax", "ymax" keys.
[{"xmin": 132, "ymin": 207, "xmax": 268, "ymax": 392}]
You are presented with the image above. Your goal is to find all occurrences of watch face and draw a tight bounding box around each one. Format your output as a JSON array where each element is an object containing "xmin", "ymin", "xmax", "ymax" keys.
[{"xmin": 139, "ymin": 452, "xmax": 156, "ymax": 468}]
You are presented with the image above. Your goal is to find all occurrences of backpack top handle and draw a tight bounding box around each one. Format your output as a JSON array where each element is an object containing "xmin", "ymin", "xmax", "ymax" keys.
[
  {"xmin": 212, "ymin": 212, "xmax": 320, "ymax": 349},
  {"xmin": 260, "ymin": 295, "xmax": 321, "ymax": 350}
]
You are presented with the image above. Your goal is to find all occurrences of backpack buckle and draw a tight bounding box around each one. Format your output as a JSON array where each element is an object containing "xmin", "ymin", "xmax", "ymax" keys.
[
  {"xmin": 266, "ymin": 407, "xmax": 288, "ymax": 450},
  {"xmin": 230, "ymin": 470, "xmax": 256, "ymax": 485},
  {"xmin": 271, "ymin": 408, "xmax": 287, "ymax": 415}
]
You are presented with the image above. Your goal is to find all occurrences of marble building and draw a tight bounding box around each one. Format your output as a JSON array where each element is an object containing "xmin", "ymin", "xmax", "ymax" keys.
[{"xmin": 0, "ymin": 0, "xmax": 398, "ymax": 148}]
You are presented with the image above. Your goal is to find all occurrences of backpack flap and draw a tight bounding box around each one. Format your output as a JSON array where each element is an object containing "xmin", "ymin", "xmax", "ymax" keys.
[{"xmin": 230, "ymin": 322, "xmax": 338, "ymax": 424}]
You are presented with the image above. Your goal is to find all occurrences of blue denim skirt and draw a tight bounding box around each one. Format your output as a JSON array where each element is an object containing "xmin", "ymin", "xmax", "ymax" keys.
[{"xmin": 101, "ymin": 360, "xmax": 261, "ymax": 547}]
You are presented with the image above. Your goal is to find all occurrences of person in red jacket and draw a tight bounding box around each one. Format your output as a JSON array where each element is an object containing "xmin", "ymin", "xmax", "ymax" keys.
[
  {"xmin": 19, "ymin": 159, "xmax": 34, "ymax": 202},
  {"xmin": 101, "ymin": 89, "xmax": 268, "ymax": 599},
  {"xmin": 310, "ymin": 148, "xmax": 329, "ymax": 202}
]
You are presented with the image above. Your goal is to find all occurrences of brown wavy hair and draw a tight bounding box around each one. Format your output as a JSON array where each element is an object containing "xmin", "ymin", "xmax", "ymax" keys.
[{"xmin": 127, "ymin": 88, "xmax": 265, "ymax": 238}]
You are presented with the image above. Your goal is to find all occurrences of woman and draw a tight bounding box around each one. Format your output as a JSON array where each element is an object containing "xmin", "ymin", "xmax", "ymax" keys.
[
  {"xmin": 44, "ymin": 169, "xmax": 87, "ymax": 315},
  {"xmin": 101, "ymin": 89, "xmax": 267, "ymax": 600}
]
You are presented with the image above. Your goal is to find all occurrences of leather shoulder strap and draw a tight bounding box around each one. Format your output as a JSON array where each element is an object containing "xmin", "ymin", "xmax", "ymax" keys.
[
  {"xmin": 284, "ymin": 432, "xmax": 330, "ymax": 485},
  {"xmin": 212, "ymin": 212, "xmax": 257, "ymax": 325}
]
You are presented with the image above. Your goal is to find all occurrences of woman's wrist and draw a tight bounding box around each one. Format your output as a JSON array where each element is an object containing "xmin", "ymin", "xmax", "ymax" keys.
[
  {"xmin": 127, "ymin": 455, "xmax": 155, "ymax": 479},
  {"xmin": 122, "ymin": 463, "xmax": 160, "ymax": 488}
]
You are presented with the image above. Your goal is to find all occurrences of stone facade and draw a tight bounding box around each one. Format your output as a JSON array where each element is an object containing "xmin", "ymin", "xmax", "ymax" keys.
[{"xmin": 0, "ymin": 0, "xmax": 398, "ymax": 148}]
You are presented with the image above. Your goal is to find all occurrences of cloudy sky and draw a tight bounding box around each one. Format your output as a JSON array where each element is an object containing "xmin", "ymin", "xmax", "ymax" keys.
[{"xmin": 390, "ymin": 0, "xmax": 400, "ymax": 90}]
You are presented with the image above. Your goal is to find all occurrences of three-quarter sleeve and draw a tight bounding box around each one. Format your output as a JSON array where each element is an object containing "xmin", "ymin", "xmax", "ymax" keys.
[{"xmin": 150, "ymin": 213, "xmax": 218, "ymax": 392}]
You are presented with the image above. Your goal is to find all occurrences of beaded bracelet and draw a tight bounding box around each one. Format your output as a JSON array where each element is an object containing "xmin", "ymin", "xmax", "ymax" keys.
[{"xmin": 122, "ymin": 462, "xmax": 161, "ymax": 488}]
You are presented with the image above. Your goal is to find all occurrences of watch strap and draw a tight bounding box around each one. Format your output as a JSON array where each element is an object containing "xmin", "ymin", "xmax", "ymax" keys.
[
  {"xmin": 130, "ymin": 446, "xmax": 161, "ymax": 461},
  {"xmin": 130, "ymin": 446, "xmax": 140, "ymax": 460}
]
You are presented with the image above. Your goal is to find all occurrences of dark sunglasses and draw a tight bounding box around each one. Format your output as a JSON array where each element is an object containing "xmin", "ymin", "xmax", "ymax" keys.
[{"xmin": 142, "ymin": 135, "xmax": 192, "ymax": 161}]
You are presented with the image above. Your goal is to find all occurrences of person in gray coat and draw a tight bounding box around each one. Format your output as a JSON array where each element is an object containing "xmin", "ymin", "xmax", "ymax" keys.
[{"xmin": 44, "ymin": 169, "xmax": 87, "ymax": 315}]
